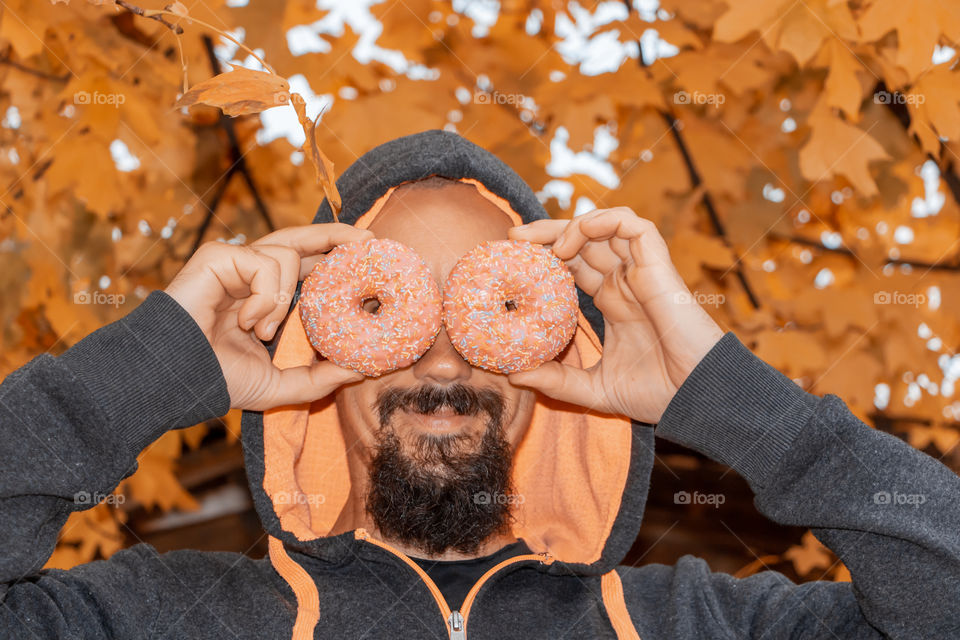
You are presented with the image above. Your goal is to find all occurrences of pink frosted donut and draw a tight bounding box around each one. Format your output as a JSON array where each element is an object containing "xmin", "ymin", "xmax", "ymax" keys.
[
  {"xmin": 443, "ymin": 239, "xmax": 578, "ymax": 374},
  {"xmin": 299, "ymin": 238, "xmax": 442, "ymax": 377}
]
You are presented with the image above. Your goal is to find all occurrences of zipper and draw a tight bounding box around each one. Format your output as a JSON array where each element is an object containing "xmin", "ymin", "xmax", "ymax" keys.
[
  {"xmin": 355, "ymin": 528, "xmax": 553, "ymax": 639},
  {"xmin": 448, "ymin": 611, "xmax": 465, "ymax": 639}
]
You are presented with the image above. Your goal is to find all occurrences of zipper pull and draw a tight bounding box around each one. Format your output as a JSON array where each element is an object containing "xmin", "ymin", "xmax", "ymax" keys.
[{"xmin": 448, "ymin": 611, "xmax": 465, "ymax": 639}]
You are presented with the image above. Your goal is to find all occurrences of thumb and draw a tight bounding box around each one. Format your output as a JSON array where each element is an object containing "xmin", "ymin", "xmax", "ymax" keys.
[
  {"xmin": 507, "ymin": 360, "xmax": 605, "ymax": 411},
  {"xmin": 261, "ymin": 360, "xmax": 364, "ymax": 409}
]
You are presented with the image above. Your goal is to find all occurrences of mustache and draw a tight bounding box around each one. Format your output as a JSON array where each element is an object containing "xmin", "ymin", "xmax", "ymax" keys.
[{"xmin": 375, "ymin": 384, "xmax": 505, "ymax": 426}]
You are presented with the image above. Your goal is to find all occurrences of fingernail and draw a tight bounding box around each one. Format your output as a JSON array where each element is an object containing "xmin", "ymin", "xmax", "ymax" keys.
[{"xmin": 265, "ymin": 320, "xmax": 279, "ymax": 336}]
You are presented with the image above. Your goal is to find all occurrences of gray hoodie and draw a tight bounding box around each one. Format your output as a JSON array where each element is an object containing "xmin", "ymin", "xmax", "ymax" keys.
[{"xmin": 1, "ymin": 130, "xmax": 958, "ymax": 639}]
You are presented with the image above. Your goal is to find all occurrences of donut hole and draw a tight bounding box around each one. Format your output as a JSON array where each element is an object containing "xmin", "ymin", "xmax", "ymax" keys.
[
  {"xmin": 360, "ymin": 297, "xmax": 382, "ymax": 314},
  {"xmin": 504, "ymin": 299, "xmax": 518, "ymax": 312}
]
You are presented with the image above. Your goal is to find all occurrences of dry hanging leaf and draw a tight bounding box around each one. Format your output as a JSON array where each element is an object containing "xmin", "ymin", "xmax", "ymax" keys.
[
  {"xmin": 308, "ymin": 114, "xmax": 342, "ymax": 220},
  {"xmin": 291, "ymin": 94, "xmax": 342, "ymax": 220},
  {"xmin": 175, "ymin": 68, "xmax": 290, "ymax": 116}
]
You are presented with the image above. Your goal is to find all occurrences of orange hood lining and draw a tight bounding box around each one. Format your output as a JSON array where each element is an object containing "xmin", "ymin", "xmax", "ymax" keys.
[{"xmin": 261, "ymin": 177, "xmax": 632, "ymax": 565}]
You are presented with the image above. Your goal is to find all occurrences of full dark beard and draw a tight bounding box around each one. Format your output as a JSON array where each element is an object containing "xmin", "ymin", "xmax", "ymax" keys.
[{"xmin": 366, "ymin": 384, "xmax": 514, "ymax": 556}]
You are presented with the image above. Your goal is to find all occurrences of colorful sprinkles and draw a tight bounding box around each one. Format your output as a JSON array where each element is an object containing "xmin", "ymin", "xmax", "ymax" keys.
[
  {"xmin": 442, "ymin": 239, "xmax": 579, "ymax": 374},
  {"xmin": 299, "ymin": 238, "xmax": 442, "ymax": 377}
]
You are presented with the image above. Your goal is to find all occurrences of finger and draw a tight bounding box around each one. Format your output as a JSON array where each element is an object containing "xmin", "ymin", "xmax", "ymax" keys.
[
  {"xmin": 608, "ymin": 236, "xmax": 630, "ymax": 261},
  {"xmin": 571, "ymin": 238, "xmax": 623, "ymax": 275},
  {"xmin": 191, "ymin": 243, "xmax": 256, "ymax": 300},
  {"xmin": 550, "ymin": 209, "xmax": 608, "ymax": 260},
  {"xmin": 574, "ymin": 211, "xmax": 684, "ymax": 299},
  {"xmin": 564, "ymin": 254, "xmax": 604, "ymax": 296},
  {"xmin": 624, "ymin": 234, "xmax": 686, "ymax": 303},
  {"xmin": 509, "ymin": 217, "xmax": 618, "ymax": 281},
  {"xmin": 507, "ymin": 360, "xmax": 607, "ymax": 411},
  {"xmin": 506, "ymin": 218, "xmax": 607, "ymax": 293},
  {"xmin": 577, "ymin": 208, "xmax": 651, "ymax": 241},
  {"xmin": 249, "ymin": 245, "xmax": 300, "ymax": 340},
  {"xmin": 263, "ymin": 360, "xmax": 364, "ymax": 408},
  {"xmin": 507, "ymin": 219, "xmax": 569, "ymax": 245},
  {"xmin": 578, "ymin": 211, "xmax": 674, "ymax": 270},
  {"xmin": 553, "ymin": 207, "xmax": 645, "ymax": 258},
  {"xmin": 252, "ymin": 224, "xmax": 374, "ymax": 277},
  {"xmin": 232, "ymin": 251, "xmax": 282, "ymax": 331},
  {"xmin": 627, "ymin": 229, "xmax": 674, "ymax": 271}
]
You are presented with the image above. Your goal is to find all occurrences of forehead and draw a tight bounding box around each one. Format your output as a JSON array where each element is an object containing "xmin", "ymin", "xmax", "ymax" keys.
[{"xmin": 366, "ymin": 181, "xmax": 515, "ymax": 284}]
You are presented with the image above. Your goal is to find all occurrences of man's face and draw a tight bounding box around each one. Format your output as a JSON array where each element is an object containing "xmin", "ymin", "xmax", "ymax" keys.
[{"xmin": 335, "ymin": 180, "xmax": 536, "ymax": 555}]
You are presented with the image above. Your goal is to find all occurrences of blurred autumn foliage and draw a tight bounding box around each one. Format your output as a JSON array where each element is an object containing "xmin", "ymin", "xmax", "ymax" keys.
[{"xmin": 2, "ymin": 0, "xmax": 959, "ymax": 582}]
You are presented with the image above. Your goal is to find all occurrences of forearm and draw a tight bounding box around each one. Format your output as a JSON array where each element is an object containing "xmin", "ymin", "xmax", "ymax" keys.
[
  {"xmin": 656, "ymin": 333, "xmax": 960, "ymax": 638},
  {"xmin": 0, "ymin": 291, "xmax": 229, "ymax": 587}
]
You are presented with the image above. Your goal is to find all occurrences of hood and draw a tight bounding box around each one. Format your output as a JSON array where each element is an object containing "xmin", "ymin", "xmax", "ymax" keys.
[{"xmin": 240, "ymin": 129, "xmax": 655, "ymax": 579}]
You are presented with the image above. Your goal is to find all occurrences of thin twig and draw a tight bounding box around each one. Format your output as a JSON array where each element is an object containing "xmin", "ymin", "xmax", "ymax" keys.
[
  {"xmin": 114, "ymin": 0, "xmax": 184, "ymax": 35},
  {"xmin": 151, "ymin": 7, "xmax": 274, "ymax": 74}
]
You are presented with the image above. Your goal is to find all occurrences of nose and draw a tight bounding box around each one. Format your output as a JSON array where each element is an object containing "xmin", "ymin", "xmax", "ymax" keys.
[{"xmin": 412, "ymin": 327, "xmax": 473, "ymax": 384}]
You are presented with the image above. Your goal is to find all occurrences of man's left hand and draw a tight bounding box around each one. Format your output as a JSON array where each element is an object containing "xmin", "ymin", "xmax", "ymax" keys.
[{"xmin": 507, "ymin": 207, "xmax": 724, "ymax": 424}]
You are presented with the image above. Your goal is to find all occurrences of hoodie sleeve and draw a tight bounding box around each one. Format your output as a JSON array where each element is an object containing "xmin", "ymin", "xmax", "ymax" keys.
[
  {"xmin": 636, "ymin": 332, "xmax": 960, "ymax": 639},
  {"xmin": 0, "ymin": 290, "xmax": 230, "ymax": 632}
]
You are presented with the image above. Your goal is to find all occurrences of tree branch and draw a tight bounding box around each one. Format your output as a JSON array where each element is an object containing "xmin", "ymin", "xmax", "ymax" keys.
[
  {"xmin": 187, "ymin": 35, "xmax": 275, "ymax": 255},
  {"xmin": 201, "ymin": 35, "xmax": 274, "ymax": 232},
  {"xmin": 659, "ymin": 110, "xmax": 762, "ymax": 308},
  {"xmin": 769, "ymin": 232, "xmax": 960, "ymax": 272},
  {"xmin": 188, "ymin": 163, "xmax": 241, "ymax": 257},
  {"xmin": 0, "ymin": 54, "xmax": 69, "ymax": 82},
  {"xmin": 622, "ymin": 5, "xmax": 761, "ymax": 309},
  {"xmin": 873, "ymin": 80, "xmax": 960, "ymax": 225}
]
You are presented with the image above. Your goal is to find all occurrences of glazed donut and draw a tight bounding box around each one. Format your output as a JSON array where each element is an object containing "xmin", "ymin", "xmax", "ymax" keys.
[
  {"xmin": 299, "ymin": 238, "xmax": 442, "ymax": 377},
  {"xmin": 443, "ymin": 239, "xmax": 579, "ymax": 374}
]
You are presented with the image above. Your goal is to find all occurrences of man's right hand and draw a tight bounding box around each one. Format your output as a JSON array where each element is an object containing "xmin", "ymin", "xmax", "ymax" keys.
[{"xmin": 165, "ymin": 224, "xmax": 372, "ymax": 411}]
